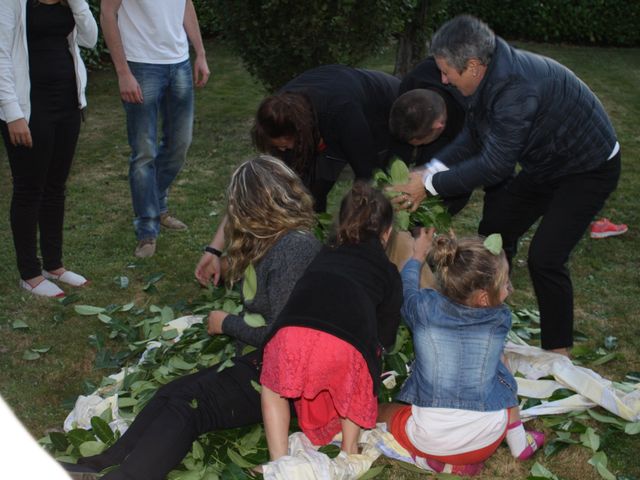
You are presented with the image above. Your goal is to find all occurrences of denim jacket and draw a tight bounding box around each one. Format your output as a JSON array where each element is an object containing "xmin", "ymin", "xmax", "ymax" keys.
[{"xmin": 397, "ymin": 259, "xmax": 518, "ymax": 411}]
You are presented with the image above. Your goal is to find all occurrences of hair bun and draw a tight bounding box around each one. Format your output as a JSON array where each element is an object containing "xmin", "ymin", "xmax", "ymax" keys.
[{"xmin": 428, "ymin": 233, "xmax": 458, "ymax": 270}]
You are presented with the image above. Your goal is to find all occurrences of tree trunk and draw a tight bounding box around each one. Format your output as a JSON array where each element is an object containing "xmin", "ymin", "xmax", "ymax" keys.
[{"xmin": 393, "ymin": 0, "xmax": 430, "ymax": 78}]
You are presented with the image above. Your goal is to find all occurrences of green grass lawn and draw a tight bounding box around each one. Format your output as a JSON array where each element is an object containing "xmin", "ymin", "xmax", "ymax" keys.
[{"xmin": 0, "ymin": 40, "xmax": 638, "ymax": 479}]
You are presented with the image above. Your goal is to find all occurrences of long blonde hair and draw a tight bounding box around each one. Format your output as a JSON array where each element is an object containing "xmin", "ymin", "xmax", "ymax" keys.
[
  {"xmin": 224, "ymin": 155, "xmax": 316, "ymax": 283},
  {"xmin": 428, "ymin": 233, "xmax": 509, "ymax": 307}
]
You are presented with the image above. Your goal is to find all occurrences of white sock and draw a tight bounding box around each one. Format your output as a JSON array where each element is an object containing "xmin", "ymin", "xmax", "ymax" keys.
[{"xmin": 506, "ymin": 421, "xmax": 528, "ymax": 457}]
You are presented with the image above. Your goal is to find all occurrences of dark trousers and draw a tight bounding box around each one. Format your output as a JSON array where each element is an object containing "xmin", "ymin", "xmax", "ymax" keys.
[
  {"xmin": 1, "ymin": 107, "xmax": 81, "ymax": 280},
  {"xmin": 478, "ymin": 153, "xmax": 621, "ymax": 350},
  {"xmin": 81, "ymin": 352, "xmax": 263, "ymax": 480}
]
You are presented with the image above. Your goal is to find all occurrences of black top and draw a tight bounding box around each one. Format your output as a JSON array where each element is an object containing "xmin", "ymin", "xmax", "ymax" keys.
[
  {"xmin": 265, "ymin": 239, "xmax": 403, "ymax": 393},
  {"xmin": 27, "ymin": 1, "xmax": 77, "ymax": 112},
  {"xmin": 433, "ymin": 38, "xmax": 618, "ymax": 196},
  {"xmin": 390, "ymin": 57, "xmax": 467, "ymax": 166},
  {"xmin": 280, "ymin": 65, "xmax": 400, "ymax": 180}
]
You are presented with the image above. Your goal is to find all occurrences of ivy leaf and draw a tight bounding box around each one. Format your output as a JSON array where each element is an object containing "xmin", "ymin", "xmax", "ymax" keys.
[
  {"xmin": 389, "ymin": 158, "xmax": 410, "ymax": 184},
  {"xmin": 588, "ymin": 452, "xmax": 616, "ymax": 480},
  {"xmin": 74, "ymin": 305, "xmax": 106, "ymax": 316},
  {"xmin": 243, "ymin": 313, "xmax": 266, "ymax": 328},
  {"xmin": 91, "ymin": 416, "xmax": 115, "ymax": 445},
  {"xmin": 579, "ymin": 427, "xmax": 600, "ymax": 452},
  {"xmin": 483, "ymin": 233, "xmax": 503, "ymax": 255},
  {"xmin": 49, "ymin": 432, "xmax": 70, "ymax": 452},
  {"xmin": 530, "ymin": 462, "xmax": 559, "ymax": 479},
  {"xmin": 79, "ymin": 440, "xmax": 106, "ymax": 457},
  {"xmin": 12, "ymin": 319, "xmax": 29, "ymax": 330},
  {"xmin": 250, "ymin": 380, "xmax": 262, "ymax": 394},
  {"xmin": 22, "ymin": 350, "xmax": 40, "ymax": 361},
  {"xmin": 625, "ymin": 422, "xmax": 640, "ymax": 435},
  {"xmin": 226, "ymin": 447, "xmax": 255, "ymax": 468},
  {"xmin": 242, "ymin": 263, "xmax": 257, "ymax": 301},
  {"xmin": 359, "ymin": 466, "xmax": 386, "ymax": 479}
]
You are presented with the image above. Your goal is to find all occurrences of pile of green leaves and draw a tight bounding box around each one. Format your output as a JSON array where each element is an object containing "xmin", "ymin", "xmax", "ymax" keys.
[
  {"xmin": 372, "ymin": 158, "xmax": 452, "ymax": 232},
  {"xmin": 37, "ymin": 254, "xmax": 639, "ymax": 480}
]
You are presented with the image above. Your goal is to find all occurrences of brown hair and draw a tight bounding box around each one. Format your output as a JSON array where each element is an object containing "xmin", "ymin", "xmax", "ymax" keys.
[
  {"xmin": 389, "ymin": 89, "xmax": 446, "ymax": 143},
  {"xmin": 334, "ymin": 181, "xmax": 393, "ymax": 246},
  {"xmin": 224, "ymin": 155, "xmax": 316, "ymax": 284},
  {"xmin": 251, "ymin": 92, "xmax": 320, "ymax": 183},
  {"xmin": 427, "ymin": 233, "xmax": 509, "ymax": 306}
]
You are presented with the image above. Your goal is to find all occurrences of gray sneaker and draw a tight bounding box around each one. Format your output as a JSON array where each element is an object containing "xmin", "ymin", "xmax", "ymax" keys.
[
  {"xmin": 135, "ymin": 238, "xmax": 156, "ymax": 258},
  {"xmin": 160, "ymin": 213, "xmax": 187, "ymax": 230}
]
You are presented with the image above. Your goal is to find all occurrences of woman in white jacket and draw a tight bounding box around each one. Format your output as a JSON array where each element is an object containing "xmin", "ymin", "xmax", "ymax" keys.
[{"xmin": 0, "ymin": 0, "xmax": 97, "ymax": 297}]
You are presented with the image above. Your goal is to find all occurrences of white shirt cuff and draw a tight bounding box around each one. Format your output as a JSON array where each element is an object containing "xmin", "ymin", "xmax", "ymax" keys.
[{"xmin": 421, "ymin": 159, "xmax": 449, "ymax": 196}]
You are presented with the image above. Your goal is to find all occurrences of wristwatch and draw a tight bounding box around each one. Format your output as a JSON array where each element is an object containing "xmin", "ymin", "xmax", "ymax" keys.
[{"xmin": 203, "ymin": 246, "xmax": 222, "ymax": 257}]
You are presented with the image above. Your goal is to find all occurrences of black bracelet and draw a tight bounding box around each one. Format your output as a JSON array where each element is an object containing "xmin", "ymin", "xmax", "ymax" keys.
[{"xmin": 203, "ymin": 246, "xmax": 222, "ymax": 257}]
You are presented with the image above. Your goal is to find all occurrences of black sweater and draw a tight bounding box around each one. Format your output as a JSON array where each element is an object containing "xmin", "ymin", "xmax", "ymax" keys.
[
  {"xmin": 281, "ymin": 65, "xmax": 400, "ymax": 179},
  {"xmin": 264, "ymin": 239, "xmax": 403, "ymax": 393}
]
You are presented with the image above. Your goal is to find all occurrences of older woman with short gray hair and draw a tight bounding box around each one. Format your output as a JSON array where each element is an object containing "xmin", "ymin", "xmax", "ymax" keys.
[{"xmin": 397, "ymin": 15, "xmax": 621, "ymax": 355}]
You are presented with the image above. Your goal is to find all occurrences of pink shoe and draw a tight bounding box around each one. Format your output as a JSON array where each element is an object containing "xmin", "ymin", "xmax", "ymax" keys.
[
  {"xmin": 518, "ymin": 431, "xmax": 545, "ymax": 460},
  {"xmin": 20, "ymin": 279, "xmax": 65, "ymax": 298},
  {"xmin": 590, "ymin": 218, "xmax": 628, "ymax": 239},
  {"xmin": 426, "ymin": 458, "xmax": 485, "ymax": 476}
]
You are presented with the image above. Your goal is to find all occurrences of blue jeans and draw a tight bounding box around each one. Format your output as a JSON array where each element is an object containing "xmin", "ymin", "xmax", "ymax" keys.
[{"xmin": 124, "ymin": 60, "xmax": 194, "ymax": 240}]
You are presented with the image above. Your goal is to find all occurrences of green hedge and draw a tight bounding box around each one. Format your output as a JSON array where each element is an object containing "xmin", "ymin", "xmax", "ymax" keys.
[{"xmin": 438, "ymin": 0, "xmax": 640, "ymax": 46}]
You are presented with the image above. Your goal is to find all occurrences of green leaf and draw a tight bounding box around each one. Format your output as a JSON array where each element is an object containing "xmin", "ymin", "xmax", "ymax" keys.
[
  {"xmin": 389, "ymin": 158, "xmax": 409, "ymax": 184},
  {"xmin": 168, "ymin": 356, "xmax": 198, "ymax": 371},
  {"xmin": 97, "ymin": 313, "xmax": 112, "ymax": 324},
  {"xmin": 49, "ymin": 432, "xmax": 70, "ymax": 452},
  {"xmin": 580, "ymin": 427, "xmax": 600, "ymax": 452},
  {"xmin": 121, "ymin": 302, "xmax": 135, "ymax": 312},
  {"xmin": 90, "ymin": 416, "xmax": 115, "ymax": 445},
  {"xmin": 483, "ymin": 233, "xmax": 503, "ymax": 255},
  {"xmin": 586, "ymin": 409, "xmax": 627, "ymax": 429},
  {"xmin": 591, "ymin": 352, "xmax": 617, "ymax": 366},
  {"xmin": 395, "ymin": 210, "xmax": 410, "ymax": 231},
  {"xmin": 31, "ymin": 345, "xmax": 51, "ymax": 353},
  {"xmin": 625, "ymin": 422, "xmax": 640, "ymax": 435},
  {"xmin": 67, "ymin": 428, "xmax": 96, "ymax": 448},
  {"xmin": 79, "ymin": 440, "xmax": 107, "ymax": 457},
  {"xmin": 12, "ymin": 319, "xmax": 30, "ymax": 330},
  {"xmin": 226, "ymin": 447, "xmax": 255, "ymax": 468},
  {"xmin": 250, "ymin": 380, "xmax": 262, "ymax": 394},
  {"xmin": 243, "ymin": 313, "xmax": 266, "ymax": 328},
  {"xmin": 58, "ymin": 293, "xmax": 81, "ymax": 306},
  {"xmin": 588, "ymin": 452, "xmax": 616, "ymax": 480},
  {"xmin": 358, "ymin": 466, "xmax": 386, "ymax": 479},
  {"xmin": 117, "ymin": 397, "xmax": 138, "ymax": 408},
  {"xmin": 114, "ymin": 276, "xmax": 129, "ymax": 289},
  {"xmin": 192, "ymin": 440, "xmax": 205, "ymax": 461},
  {"xmin": 242, "ymin": 263, "xmax": 257, "ymax": 301},
  {"xmin": 530, "ymin": 462, "xmax": 559, "ymax": 479},
  {"xmin": 318, "ymin": 444, "xmax": 341, "ymax": 459},
  {"xmin": 22, "ymin": 350, "xmax": 40, "ymax": 361},
  {"xmin": 74, "ymin": 305, "xmax": 106, "ymax": 316}
]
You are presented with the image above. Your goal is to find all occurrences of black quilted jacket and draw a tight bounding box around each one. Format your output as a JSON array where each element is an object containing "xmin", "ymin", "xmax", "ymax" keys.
[{"xmin": 433, "ymin": 38, "xmax": 617, "ymax": 196}]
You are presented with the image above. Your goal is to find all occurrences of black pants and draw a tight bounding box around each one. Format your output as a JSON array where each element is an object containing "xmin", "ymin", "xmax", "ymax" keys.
[
  {"xmin": 80, "ymin": 352, "xmax": 263, "ymax": 480},
  {"xmin": 1, "ymin": 107, "xmax": 81, "ymax": 280},
  {"xmin": 478, "ymin": 153, "xmax": 621, "ymax": 350}
]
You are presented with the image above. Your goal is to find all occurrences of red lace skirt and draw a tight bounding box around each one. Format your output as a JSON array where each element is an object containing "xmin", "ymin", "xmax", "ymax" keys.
[{"xmin": 261, "ymin": 326, "xmax": 377, "ymax": 445}]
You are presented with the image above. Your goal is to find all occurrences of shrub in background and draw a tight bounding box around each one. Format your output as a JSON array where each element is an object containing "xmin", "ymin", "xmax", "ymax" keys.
[
  {"xmin": 439, "ymin": 0, "xmax": 640, "ymax": 47},
  {"xmin": 212, "ymin": 0, "xmax": 402, "ymax": 91}
]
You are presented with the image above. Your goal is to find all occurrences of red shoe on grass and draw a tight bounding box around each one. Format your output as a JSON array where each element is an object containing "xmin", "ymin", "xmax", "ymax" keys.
[{"xmin": 590, "ymin": 218, "xmax": 628, "ymax": 239}]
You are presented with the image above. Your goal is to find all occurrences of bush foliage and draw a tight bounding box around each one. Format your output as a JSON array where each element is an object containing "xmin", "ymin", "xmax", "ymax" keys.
[
  {"xmin": 211, "ymin": 0, "xmax": 402, "ymax": 91},
  {"xmin": 439, "ymin": 0, "xmax": 640, "ymax": 47}
]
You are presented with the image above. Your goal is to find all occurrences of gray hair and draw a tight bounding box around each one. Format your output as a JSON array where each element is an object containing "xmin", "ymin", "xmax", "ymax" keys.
[{"xmin": 431, "ymin": 15, "xmax": 495, "ymax": 73}]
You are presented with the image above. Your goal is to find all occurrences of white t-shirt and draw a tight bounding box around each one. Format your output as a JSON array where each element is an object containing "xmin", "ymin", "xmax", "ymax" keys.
[
  {"xmin": 406, "ymin": 406, "xmax": 508, "ymax": 456},
  {"xmin": 118, "ymin": 0, "xmax": 189, "ymax": 64}
]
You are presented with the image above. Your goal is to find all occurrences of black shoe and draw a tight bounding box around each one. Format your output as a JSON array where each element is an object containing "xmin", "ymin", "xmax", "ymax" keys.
[{"xmin": 59, "ymin": 461, "xmax": 100, "ymax": 479}]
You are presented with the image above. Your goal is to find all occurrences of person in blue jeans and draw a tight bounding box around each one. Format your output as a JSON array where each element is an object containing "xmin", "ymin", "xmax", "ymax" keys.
[
  {"xmin": 379, "ymin": 229, "xmax": 544, "ymax": 476},
  {"xmin": 100, "ymin": 0, "xmax": 210, "ymax": 258}
]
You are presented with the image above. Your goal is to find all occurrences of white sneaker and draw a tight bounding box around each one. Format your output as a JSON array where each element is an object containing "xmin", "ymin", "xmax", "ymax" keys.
[{"xmin": 20, "ymin": 279, "xmax": 65, "ymax": 298}]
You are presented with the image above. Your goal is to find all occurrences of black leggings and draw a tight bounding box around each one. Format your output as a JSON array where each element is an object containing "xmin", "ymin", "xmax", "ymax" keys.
[
  {"xmin": 479, "ymin": 153, "xmax": 621, "ymax": 350},
  {"xmin": 80, "ymin": 352, "xmax": 263, "ymax": 480},
  {"xmin": 1, "ymin": 107, "xmax": 81, "ymax": 280}
]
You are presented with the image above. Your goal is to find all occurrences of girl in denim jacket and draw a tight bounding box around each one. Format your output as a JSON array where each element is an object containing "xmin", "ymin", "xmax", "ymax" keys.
[{"xmin": 379, "ymin": 228, "xmax": 544, "ymax": 475}]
